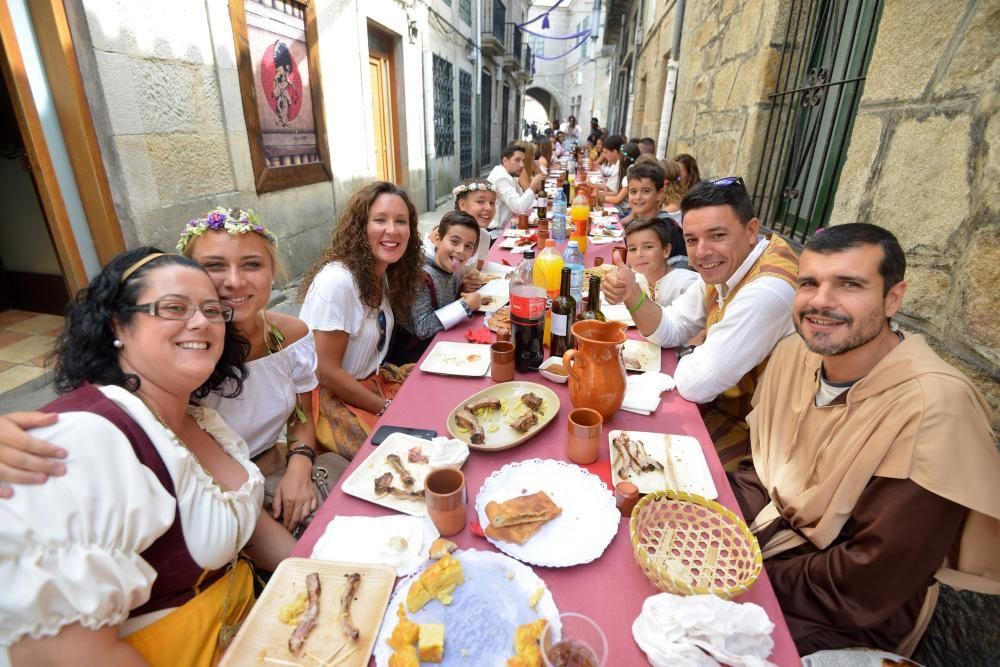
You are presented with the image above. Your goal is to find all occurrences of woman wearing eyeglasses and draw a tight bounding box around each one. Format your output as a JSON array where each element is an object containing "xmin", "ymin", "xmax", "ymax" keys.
[
  {"xmin": 0, "ymin": 249, "xmax": 290, "ymax": 666},
  {"xmin": 297, "ymin": 182, "xmax": 424, "ymax": 460}
]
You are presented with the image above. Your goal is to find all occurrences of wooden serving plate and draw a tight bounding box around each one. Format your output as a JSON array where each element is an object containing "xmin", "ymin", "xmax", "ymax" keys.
[{"xmin": 219, "ymin": 558, "xmax": 395, "ymax": 667}]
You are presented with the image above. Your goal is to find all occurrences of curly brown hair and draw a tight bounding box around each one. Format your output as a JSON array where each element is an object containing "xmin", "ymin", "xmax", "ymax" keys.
[{"xmin": 297, "ymin": 182, "xmax": 423, "ymax": 316}]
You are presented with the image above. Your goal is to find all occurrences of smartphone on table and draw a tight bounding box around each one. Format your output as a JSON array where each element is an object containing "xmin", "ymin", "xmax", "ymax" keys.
[{"xmin": 371, "ymin": 425, "xmax": 438, "ymax": 446}]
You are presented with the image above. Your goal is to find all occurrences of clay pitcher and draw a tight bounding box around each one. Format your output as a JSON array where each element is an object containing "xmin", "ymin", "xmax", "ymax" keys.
[{"xmin": 563, "ymin": 320, "xmax": 628, "ymax": 419}]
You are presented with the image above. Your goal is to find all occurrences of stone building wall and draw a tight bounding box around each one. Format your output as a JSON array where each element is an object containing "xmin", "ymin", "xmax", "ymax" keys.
[
  {"xmin": 629, "ymin": 0, "xmax": 999, "ymax": 425},
  {"xmin": 65, "ymin": 0, "xmax": 433, "ymax": 280},
  {"xmin": 827, "ymin": 0, "xmax": 999, "ymax": 424}
]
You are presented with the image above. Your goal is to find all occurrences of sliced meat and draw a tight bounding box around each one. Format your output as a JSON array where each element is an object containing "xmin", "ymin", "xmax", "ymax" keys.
[
  {"xmin": 288, "ymin": 572, "xmax": 321, "ymax": 654},
  {"xmin": 339, "ymin": 572, "xmax": 362, "ymax": 641},
  {"xmin": 374, "ymin": 472, "xmax": 394, "ymax": 496},
  {"xmin": 466, "ymin": 398, "xmax": 502, "ymax": 412},
  {"xmin": 455, "ymin": 408, "xmax": 485, "ymax": 444},
  {"xmin": 386, "ymin": 453, "xmax": 416, "ymax": 488},
  {"xmin": 408, "ymin": 446, "xmax": 429, "ymax": 464},
  {"xmin": 510, "ymin": 410, "xmax": 539, "ymax": 433},
  {"xmin": 374, "ymin": 472, "xmax": 425, "ymax": 501},
  {"xmin": 520, "ymin": 393, "xmax": 544, "ymax": 412},
  {"xmin": 634, "ymin": 437, "xmax": 664, "ymax": 473}
]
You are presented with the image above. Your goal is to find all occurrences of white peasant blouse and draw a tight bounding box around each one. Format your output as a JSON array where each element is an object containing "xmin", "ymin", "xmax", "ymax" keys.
[{"xmin": 0, "ymin": 385, "xmax": 263, "ymax": 654}]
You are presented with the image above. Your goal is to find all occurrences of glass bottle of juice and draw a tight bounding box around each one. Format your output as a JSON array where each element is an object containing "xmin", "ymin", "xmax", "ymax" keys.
[
  {"xmin": 533, "ymin": 239, "xmax": 564, "ymax": 347},
  {"xmin": 569, "ymin": 192, "xmax": 590, "ymax": 254}
]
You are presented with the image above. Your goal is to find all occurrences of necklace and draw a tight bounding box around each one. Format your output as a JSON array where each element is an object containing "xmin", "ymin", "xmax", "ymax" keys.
[{"xmin": 132, "ymin": 391, "xmax": 244, "ymax": 649}]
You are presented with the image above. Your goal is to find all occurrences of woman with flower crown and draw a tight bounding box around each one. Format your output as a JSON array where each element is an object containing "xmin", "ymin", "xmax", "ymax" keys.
[
  {"xmin": 421, "ymin": 178, "xmax": 497, "ymax": 290},
  {"xmin": 176, "ymin": 208, "xmax": 349, "ymax": 533},
  {"xmin": 297, "ymin": 182, "xmax": 424, "ymax": 460}
]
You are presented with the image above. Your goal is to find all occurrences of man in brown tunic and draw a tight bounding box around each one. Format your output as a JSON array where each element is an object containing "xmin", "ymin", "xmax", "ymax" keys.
[{"xmin": 731, "ymin": 224, "xmax": 1000, "ymax": 656}]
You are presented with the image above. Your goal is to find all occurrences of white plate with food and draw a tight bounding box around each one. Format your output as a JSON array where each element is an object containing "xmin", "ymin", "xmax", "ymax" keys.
[
  {"xmin": 608, "ymin": 430, "xmax": 718, "ymax": 498},
  {"xmin": 372, "ymin": 549, "xmax": 560, "ymax": 667},
  {"xmin": 446, "ymin": 382, "xmax": 559, "ymax": 452},
  {"xmin": 476, "ymin": 278, "xmax": 510, "ymax": 313},
  {"xmin": 220, "ymin": 558, "xmax": 395, "ymax": 667},
  {"xmin": 341, "ymin": 433, "xmax": 470, "ymax": 516},
  {"xmin": 475, "ymin": 459, "xmax": 620, "ymax": 567},
  {"xmin": 498, "ymin": 236, "xmax": 535, "ymax": 250},
  {"xmin": 622, "ymin": 339, "xmax": 661, "ymax": 373},
  {"xmin": 419, "ymin": 341, "xmax": 491, "ymax": 377},
  {"xmin": 484, "ymin": 305, "xmax": 511, "ymax": 335}
]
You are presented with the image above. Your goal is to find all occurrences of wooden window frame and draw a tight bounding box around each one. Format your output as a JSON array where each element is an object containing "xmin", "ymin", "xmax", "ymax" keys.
[{"xmin": 229, "ymin": 0, "xmax": 333, "ymax": 194}]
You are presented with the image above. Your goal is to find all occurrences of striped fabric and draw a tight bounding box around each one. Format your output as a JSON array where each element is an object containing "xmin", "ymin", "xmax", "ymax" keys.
[{"xmin": 702, "ymin": 234, "xmax": 798, "ymax": 469}]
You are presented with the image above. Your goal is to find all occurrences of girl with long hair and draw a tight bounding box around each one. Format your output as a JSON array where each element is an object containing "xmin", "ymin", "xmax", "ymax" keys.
[
  {"xmin": 674, "ymin": 153, "xmax": 701, "ymax": 191},
  {"xmin": 516, "ymin": 140, "xmax": 538, "ymax": 192},
  {"xmin": 297, "ymin": 182, "xmax": 423, "ymax": 460},
  {"xmin": 537, "ymin": 136, "xmax": 553, "ymax": 174},
  {"xmin": 659, "ymin": 158, "xmax": 688, "ymax": 225}
]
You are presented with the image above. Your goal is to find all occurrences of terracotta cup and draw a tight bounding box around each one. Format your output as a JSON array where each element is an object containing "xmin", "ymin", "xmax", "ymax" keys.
[
  {"xmin": 612, "ymin": 245, "xmax": 628, "ymax": 266},
  {"xmin": 491, "ymin": 341, "xmax": 515, "ymax": 382},
  {"xmin": 424, "ymin": 467, "xmax": 467, "ymax": 537},
  {"xmin": 566, "ymin": 407, "xmax": 603, "ymax": 465}
]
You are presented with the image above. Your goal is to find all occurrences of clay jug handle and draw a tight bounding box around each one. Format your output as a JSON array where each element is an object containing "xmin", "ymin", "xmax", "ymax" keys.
[{"xmin": 563, "ymin": 349, "xmax": 586, "ymax": 382}]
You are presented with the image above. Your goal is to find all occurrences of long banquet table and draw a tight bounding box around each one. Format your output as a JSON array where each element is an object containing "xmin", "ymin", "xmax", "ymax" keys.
[{"xmin": 294, "ymin": 227, "xmax": 801, "ymax": 666}]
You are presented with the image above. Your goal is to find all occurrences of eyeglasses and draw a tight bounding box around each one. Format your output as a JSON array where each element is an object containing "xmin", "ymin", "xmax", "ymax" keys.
[
  {"xmin": 376, "ymin": 309, "xmax": 387, "ymax": 351},
  {"xmin": 125, "ymin": 299, "xmax": 234, "ymax": 322},
  {"xmin": 707, "ymin": 176, "xmax": 747, "ymax": 190}
]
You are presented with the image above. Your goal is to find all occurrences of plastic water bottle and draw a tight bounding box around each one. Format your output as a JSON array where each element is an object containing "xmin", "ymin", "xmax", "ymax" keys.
[
  {"xmin": 562, "ymin": 240, "xmax": 585, "ymax": 313},
  {"xmin": 551, "ymin": 188, "xmax": 567, "ymax": 242}
]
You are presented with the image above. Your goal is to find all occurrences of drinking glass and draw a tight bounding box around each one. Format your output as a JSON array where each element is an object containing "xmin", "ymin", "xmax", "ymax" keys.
[{"xmin": 541, "ymin": 613, "xmax": 607, "ymax": 667}]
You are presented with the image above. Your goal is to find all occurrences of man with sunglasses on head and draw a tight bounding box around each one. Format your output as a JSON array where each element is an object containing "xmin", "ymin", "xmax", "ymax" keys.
[
  {"xmin": 730, "ymin": 224, "xmax": 998, "ymax": 660},
  {"xmin": 603, "ymin": 176, "xmax": 799, "ymax": 467}
]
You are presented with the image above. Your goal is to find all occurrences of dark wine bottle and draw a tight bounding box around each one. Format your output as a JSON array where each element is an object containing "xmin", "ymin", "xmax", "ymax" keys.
[
  {"xmin": 549, "ymin": 267, "xmax": 576, "ymax": 358},
  {"xmin": 578, "ymin": 274, "xmax": 606, "ymax": 322}
]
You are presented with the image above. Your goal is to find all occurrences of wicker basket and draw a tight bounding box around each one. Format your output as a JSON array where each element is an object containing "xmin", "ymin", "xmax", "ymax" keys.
[{"xmin": 629, "ymin": 491, "xmax": 762, "ymax": 599}]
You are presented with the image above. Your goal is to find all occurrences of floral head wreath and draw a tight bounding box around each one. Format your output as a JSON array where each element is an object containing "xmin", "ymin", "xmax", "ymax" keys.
[
  {"xmin": 176, "ymin": 207, "xmax": 277, "ymax": 253},
  {"xmin": 452, "ymin": 181, "xmax": 496, "ymax": 197}
]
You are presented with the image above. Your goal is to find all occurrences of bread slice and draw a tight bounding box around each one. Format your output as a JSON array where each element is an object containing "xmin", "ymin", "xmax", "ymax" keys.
[{"xmin": 489, "ymin": 491, "xmax": 562, "ymax": 527}]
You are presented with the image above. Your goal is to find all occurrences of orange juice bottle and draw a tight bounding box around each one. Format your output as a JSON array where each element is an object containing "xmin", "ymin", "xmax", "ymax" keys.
[
  {"xmin": 569, "ymin": 193, "xmax": 590, "ymax": 254},
  {"xmin": 533, "ymin": 239, "xmax": 565, "ymax": 347}
]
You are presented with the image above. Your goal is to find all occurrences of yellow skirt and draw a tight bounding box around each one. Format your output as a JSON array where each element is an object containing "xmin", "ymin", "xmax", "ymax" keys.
[{"xmin": 124, "ymin": 559, "xmax": 255, "ymax": 667}]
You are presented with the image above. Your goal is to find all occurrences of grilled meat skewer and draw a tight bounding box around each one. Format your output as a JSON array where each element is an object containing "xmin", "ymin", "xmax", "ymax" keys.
[
  {"xmin": 339, "ymin": 573, "xmax": 362, "ymax": 640},
  {"xmin": 386, "ymin": 453, "xmax": 415, "ymax": 488},
  {"xmin": 288, "ymin": 573, "xmax": 321, "ymax": 654}
]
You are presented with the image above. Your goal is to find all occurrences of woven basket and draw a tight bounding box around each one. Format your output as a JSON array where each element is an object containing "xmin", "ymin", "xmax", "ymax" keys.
[{"xmin": 629, "ymin": 491, "xmax": 762, "ymax": 599}]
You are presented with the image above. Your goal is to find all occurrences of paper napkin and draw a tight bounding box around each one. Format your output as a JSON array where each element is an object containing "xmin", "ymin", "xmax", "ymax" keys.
[
  {"xmin": 621, "ymin": 371, "xmax": 676, "ymax": 415},
  {"xmin": 311, "ymin": 514, "xmax": 439, "ymax": 576}
]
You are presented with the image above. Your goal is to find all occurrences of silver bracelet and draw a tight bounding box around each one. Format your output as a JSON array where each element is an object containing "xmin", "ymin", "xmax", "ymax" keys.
[{"xmin": 376, "ymin": 398, "xmax": 392, "ymax": 416}]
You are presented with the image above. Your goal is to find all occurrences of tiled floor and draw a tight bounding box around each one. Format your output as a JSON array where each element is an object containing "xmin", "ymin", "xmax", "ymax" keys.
[{"xmin": 0, "ymin": 310, "xmax": 63, "ymax": 394}]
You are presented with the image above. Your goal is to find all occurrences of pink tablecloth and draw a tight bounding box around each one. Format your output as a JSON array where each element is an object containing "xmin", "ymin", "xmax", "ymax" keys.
[{"xmin": 294, "ymin": 234, "xmax": 801, "ymax": 666}]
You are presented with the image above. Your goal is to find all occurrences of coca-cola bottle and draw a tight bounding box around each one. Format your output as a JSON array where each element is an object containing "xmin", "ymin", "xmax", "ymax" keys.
[{"xmin": 509, "ymin": 249, "xmax": 546, "ymax": 372}]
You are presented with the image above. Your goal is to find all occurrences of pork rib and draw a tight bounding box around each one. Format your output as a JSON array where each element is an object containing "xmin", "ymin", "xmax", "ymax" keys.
[
  {"xmin": 288, "ymin": 572, "xmax": 321, "ymax": 654},
  {"xmin": 339, "ymin": 572, "xmax": 362, "ymax": 640}
]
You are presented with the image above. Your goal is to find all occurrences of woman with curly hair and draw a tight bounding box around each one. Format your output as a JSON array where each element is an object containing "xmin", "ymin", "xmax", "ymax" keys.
[
  {"xmin": 0, "ymin": 248, "xmax": 291, "ymax": 666},
  {"xmin": 297, "ymin": 181, "xmax": 423, "ymax": 459}
]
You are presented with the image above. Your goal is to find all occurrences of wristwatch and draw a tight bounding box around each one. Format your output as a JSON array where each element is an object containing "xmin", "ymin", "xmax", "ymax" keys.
[{"xmin": 677, "ymin": 345, "xmax": 697, "ymax": 359}]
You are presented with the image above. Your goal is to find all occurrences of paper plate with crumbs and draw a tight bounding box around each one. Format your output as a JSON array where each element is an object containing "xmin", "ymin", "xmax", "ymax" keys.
[
  {"xmin": 220, "ymin": 558, "xmax": 395, "ymax": 667},
  {"xmin": 420, "ymin": 341, "xmax": 491, "ymax": 377},
  {"xmin": 372, "ymin": 549, "xmax": 560, "ymax": 667},
  {"xmin": 608, "ymin": 430, "xmax": 717, "ymax": 498},
  {"xmin": 446, "ymin": 382, "xmax": 559, "ymax": 451}
]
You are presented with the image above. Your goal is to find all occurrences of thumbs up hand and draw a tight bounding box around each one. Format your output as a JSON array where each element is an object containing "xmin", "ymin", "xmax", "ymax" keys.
[{"xmin": 602, "ymin": 251, "xmax": 636, "ymax": 305}]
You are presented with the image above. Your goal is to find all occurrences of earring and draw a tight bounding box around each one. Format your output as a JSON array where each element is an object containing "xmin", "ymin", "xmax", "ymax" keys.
[{"xmin": 113, "ymin": 339, "xmax": 124, "ymax": 349}]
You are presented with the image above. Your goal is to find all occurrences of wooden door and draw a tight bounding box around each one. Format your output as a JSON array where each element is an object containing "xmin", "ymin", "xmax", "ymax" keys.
[{"xmin": 369, "ymin": 52, "xmax": 395, "ymax": 182}]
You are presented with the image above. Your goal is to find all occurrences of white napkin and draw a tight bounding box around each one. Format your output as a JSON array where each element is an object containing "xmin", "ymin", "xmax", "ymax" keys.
[
  {"xmin": 633, "ymin": 593, "xmax": 776, "ymax": 667},
  {"xmin": 589, "ymin": 235, "xmax": 616, "ymax": 245},
  {"xmin": 311, "ymin": 514, "xmax": 439, "ymax": 576},
  {"xmin": 426, "ymin": 436, "xmax": 470, "ymax": 469},
  {"xmin": 621, "ymin": 371, "xmax": 675, "ymax": 415}
]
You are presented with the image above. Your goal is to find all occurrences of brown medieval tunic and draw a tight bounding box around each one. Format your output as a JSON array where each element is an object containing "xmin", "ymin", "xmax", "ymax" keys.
[{"xmin": 733, "ymin": 334, "xmax": 1000, "ymax": 656}]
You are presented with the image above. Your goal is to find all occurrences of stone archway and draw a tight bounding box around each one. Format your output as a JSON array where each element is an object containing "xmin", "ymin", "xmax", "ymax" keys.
[{"xmin": 525, "ymin": 85, "xmax": 561, "ymax": 126}]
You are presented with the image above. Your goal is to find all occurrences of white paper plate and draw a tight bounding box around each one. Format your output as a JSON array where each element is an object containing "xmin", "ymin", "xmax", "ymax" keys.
[
  {"xmin": 475, "ymin": 459, "xmax": 620, "ymax": 567},
  {"xmin": 608, "ymin": 430, "xmax": 718, "ymax": 498},
  {"xmin": 420, "ymin": 341, "xmax": 491, "ymax": 377},
  {"xmin": 499, "ymin": 237, "xmax": 534, "ymax": 250},
  {"xmin": 373, "ymin": 549, "xmax": 561, "ymax": 667},
  {"xmin": 622, "ymin": 339, "xmax": 661, "ymax": 373},
  {"xmin": 601, "ymin": 302, "xmax": 636, "ymax": 327},
  {"xmin": 341, "ymin": 433, "xmax": 470, "ymax": 516},
  {"xmin": 476, "ymin": 278, "xmax": 509, "ymax": 313}
]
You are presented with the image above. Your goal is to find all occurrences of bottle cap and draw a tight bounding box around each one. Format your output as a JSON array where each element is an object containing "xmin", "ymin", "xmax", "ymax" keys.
[
  {"xmin": 568, "ymin": 240, "xmax": 579, "ymax": 248},
  {"xmin": 523, "ymin": 249, "xmax": 535, "ymax": 259}
]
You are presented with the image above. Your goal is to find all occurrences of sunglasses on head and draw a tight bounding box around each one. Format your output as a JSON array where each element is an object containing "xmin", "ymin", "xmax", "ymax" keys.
[
  {"xmin": 707, "ymin": 176, "xmax": 747, "ymax": 189},
  {"xmin": 376, "ymin": 309, "xmax": 387, "ymax": 352}
]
